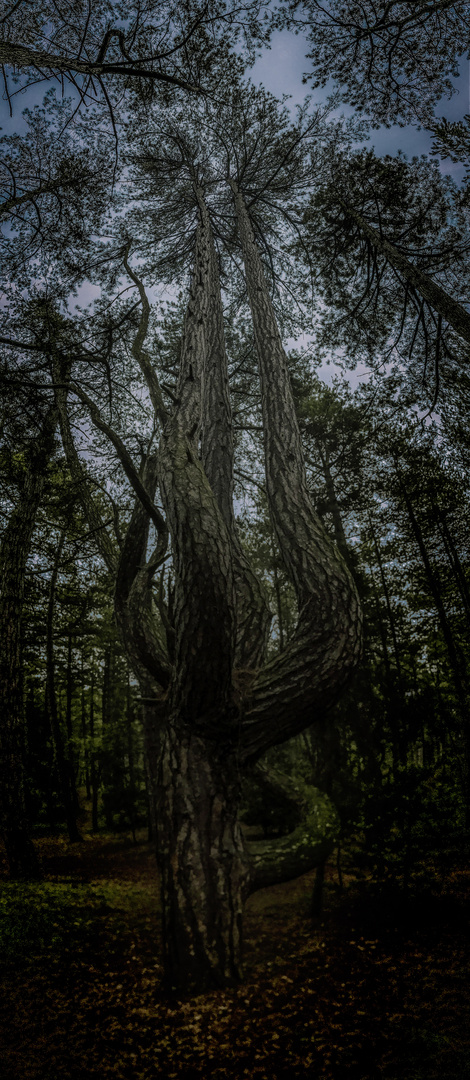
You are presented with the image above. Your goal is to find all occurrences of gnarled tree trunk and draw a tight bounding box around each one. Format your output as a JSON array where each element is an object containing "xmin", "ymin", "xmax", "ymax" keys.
[
  {"xmin": 54, "ymin": 178, "xmax": 362, "ymax": 994},
  {"xmin": 144, "ymin": 182, "xmax": 362, "ymax": 992}
]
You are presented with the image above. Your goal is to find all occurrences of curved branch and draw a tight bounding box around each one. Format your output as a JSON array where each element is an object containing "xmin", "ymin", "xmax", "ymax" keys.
[
  {"xmin": 114, "ymin": 451, "xmax": 170, "ymax": 692},
  {"xmin": 245, "ymin": 763, "xmax": 340, "ymax": 893},
  {"xmin": 69, "ymin": 381, "xmax": 168, "ymax": 539},
  {"xmin": 230, "ymin": 180, "xmax": 362, "ymax": 764},
  {"xmin": 122, "ymin": 248, "xmax": 169, "ymax": 426}
]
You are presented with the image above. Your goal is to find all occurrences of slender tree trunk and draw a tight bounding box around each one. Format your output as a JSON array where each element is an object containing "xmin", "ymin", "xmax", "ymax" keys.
[
  {"xmin": 89, "ymin": 669, "xmax": 100, "ymax": 833},
  {"xmin": 45, "ymin": 530, "xmax": 82, "ymax": 843},
  {"xmin": 368, "ymin": 518, "xmax": 407, "ymax": 771},
  {"xmin": 369, "ymin": 518, "xmax": 403, "ymax": 685},
  {"xmin": 397, "ymin": 468, "xmax": 470, "ymax": 819},
  {"xmin": 65, "ymin": 630, "xmax": 80, "ymax": 817},
  {"xmin": 126, "ymin": 668, "xmax": 137, "ymax": 843},
  {"xmin": 432, "ymin": 500, "xmax": 470, "ymax": 630},
  {"xmin": 339, "ymin": 199, "xmax": 470, "ymax": 347},
  {"xmin": 399, "ymin": 474, "xmax": 467, "ymax": 698},
  {"xmin": 0, "ymin": 404, "xmax": 58, "ymax": 878},
  {"xmin": 81, "ymin": 652, "xmax": 91, "ymax": 800},
  {"xmin": 322, "ymin": 448, "xmax": 350, "ymax": 566}
]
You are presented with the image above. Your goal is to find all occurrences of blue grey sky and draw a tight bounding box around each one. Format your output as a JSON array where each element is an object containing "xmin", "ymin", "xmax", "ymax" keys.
[
  {"xmin": 2, "ymin": 23, "xmax": 468, "ymax": 177},
  {"xmin": 250, "ymin": 29, "xmax": 469, "ymax": 184}
]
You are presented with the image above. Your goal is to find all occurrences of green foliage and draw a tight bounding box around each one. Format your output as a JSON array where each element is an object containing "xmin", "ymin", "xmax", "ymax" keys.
[
  {"xmin": 359, "ymin": 759, "xmax": 466, "ymax": 889},
  {"xmin": 0, "ymin": 882, "xmax": 110, "ymax": 964}
]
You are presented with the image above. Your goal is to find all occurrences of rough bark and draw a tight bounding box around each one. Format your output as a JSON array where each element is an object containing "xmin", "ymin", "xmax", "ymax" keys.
[
  {"xmin": 156, "ymin": 728, "xmax": 249, "ymax": 992},
  {"xmin": 195, "ymin": 186, "xmax": 271, "ymax": 669},
  {"xmin": 0, "ymin": 405, "xmax": 58, "ymax": 878},
  {"xmin": 230, "ymin": 180, "xmax": 362, "ymax": 763}
]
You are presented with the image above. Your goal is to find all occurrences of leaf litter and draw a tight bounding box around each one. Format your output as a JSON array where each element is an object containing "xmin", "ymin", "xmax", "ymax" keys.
[{"xmin": 0, "ymin": 832, "xmax": 469, "ymax": 1080}]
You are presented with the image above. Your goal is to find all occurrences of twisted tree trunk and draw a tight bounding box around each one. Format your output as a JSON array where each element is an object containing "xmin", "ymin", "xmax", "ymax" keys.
[
  {"xmin": 45, "ymin": 528, "xmax": 82, "ymax": 843},
  {"xmin": 147, "ymin": 183, "xmax": 362, "ymax": 992},
  {"xmin": 54, "ymin": 182, "xmax": 362, "ymax": 993}
]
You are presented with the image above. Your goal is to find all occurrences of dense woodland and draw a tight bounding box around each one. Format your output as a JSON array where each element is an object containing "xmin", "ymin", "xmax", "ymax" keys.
[{"xmin": 1, "ymin": 2, "xmax": 470, "ymax": 1076}]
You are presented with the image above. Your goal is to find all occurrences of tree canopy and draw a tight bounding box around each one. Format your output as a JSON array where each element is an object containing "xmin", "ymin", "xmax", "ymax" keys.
[{"xmin": 1, "ymin": 0, "xmax": 470, "ymax": 1001}]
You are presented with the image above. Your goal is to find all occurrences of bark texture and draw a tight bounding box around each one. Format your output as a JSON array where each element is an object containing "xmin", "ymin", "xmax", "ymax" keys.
[
  {"xmin": 230, "ymin": 181, "xmax": 363, "ymax": 762},
  {"xmin": 157, "ymin": 728, "xmax": 249, "ymax": 991}
]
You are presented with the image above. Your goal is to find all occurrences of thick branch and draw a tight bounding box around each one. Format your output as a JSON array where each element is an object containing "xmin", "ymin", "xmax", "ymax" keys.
[
  {"xmin": 230, "ymin": 180, "xmax": 362, "ymax": 762},
  {"xmin": 194, "ymin": 185, "xmax": 271, "ymax": 668},
  {"xmin": 340, "ymin": 199, "xmax": 470, "ymax": 347},
  {"xmin": 0, "ymin": 40, "xmax": 202, "ymax": 93},
  {"xmin": 245, "ymin": 763, "xmax": 340, "ymax": 893}
]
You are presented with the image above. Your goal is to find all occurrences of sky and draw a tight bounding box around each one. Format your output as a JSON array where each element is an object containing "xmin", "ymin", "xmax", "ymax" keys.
[
  {"xmin": 247, "ymin": 29, "xmax": 470, "ymax": 384},
  {"xmin": 250, "ymin": 29, "xmax": 469, "ymax": 183},
  {"xmin": 2, "ymin": 24, "xmax": 468, "ymax": 157}
]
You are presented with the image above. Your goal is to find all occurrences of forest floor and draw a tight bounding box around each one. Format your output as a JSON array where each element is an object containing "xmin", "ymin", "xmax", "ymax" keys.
[{"xmin": 0, "ymin": 817, "xmax": 469, "ymax": 1080}]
